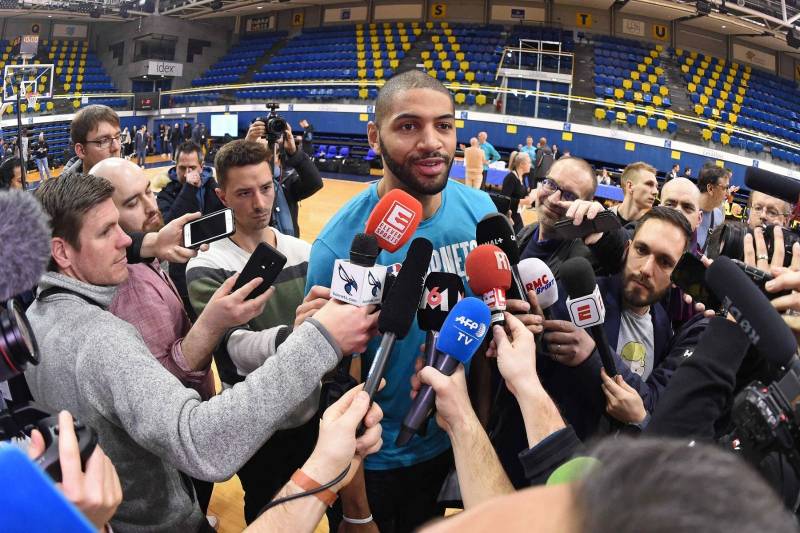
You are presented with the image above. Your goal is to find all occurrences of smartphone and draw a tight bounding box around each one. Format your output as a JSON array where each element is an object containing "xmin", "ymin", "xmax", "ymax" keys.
[
  {"xmin": 552, "ymin": 210, "xmax": 621, "ymax": 240},
  {"xmin": 671, "ymin": 252, "xmax": 723, "ymax": 312},
  {"xmin": 731, "ymin": 259, "xmax": 793, "ymax": 300},
  {"xmin": 232, "ymin": 242, "xmax": 287, "ymax": 300},
  {"xmin": 182, "ymin": 208, "xmax": 235, "ymax": 249}
]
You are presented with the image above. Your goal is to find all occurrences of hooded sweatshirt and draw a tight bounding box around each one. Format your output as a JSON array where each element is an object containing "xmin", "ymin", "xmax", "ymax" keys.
[{"xmin": 26, "ymin": 272, "xmax": 341, "ymax": 533}]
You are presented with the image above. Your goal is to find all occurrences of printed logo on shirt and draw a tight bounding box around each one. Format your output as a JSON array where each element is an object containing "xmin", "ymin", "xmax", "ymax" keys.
[{"xmin": 621, "ymin": 342, "xmax": 648, "ymax": 377}]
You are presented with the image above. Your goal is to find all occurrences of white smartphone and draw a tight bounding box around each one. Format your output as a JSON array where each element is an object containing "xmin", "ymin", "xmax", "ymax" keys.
[{"xmin": 183, "ymin": 208, "xmax": 235, "ymax": 249}]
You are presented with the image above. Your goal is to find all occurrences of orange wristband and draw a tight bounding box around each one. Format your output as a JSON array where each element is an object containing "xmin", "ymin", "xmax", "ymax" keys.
[{"xmin": 291, "ymin": 469, "xmax": 338, "ymax": 507}]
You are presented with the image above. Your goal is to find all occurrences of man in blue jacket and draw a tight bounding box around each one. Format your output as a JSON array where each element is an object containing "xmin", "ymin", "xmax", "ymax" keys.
[
  {"xmin": 157, "ymin": 141, "xmax": 223, "ymax": 318},
  {"xmin": 540, "ymin": 207, "xmax": 708, "ymax": 440}
]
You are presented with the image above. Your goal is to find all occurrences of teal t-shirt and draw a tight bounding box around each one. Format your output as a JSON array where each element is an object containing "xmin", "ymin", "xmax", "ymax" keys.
[{"xmin": 305, "ymin": 179, "xmax": 496, "ymax": 470}]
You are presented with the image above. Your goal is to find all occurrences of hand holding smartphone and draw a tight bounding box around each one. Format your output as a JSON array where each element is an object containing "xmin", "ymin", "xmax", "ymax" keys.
[
  {"xmin": 552, "ymin": 210, "xmax": 621, "ymax": 240},
  {"xmin": 233, "ymin": 242, "xmax": 288, "ymax": 300},
  {"xmin": 183, "ymin": 208, "xmax": 235, "ymax": 249}
]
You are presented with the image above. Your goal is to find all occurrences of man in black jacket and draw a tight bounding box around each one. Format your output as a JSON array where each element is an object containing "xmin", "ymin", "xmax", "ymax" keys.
[
  {"xmin": 245, "ymin": 120, "xmax": 323, "ymax": 238},
  {"xmin": 157, "ymin": 141, "xmax": 224, "ymax": 319},
  {"xmin": 32, "ymin": 131, "xmax": 51, "ymax": 181}
]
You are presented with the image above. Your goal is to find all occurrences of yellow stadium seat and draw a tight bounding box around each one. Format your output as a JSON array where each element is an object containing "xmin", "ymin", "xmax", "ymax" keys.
[
  {"xmin": 476, "ymin": 94, "xmax": 487, "ymax": 106},
  {"xmin": 444, "ymin": 28, "xmax": 453, "ymax": 37},
  {"xmin": 710, "ymin": 71, "xmax": 719, "ymax": 81},
  {"xmin": 435, "ymin": 44, "xmax": 444, "ymax": 53},
  {"xmin": 637, "ymin": 64, "xmax": 646, "ymax": 73},
  {"xmin": 374, "ymin": 59, "xmax": 383, "ymax": 68},
  {"xmin": 716, "ymin": 99, "xmax": 725, "ymax": 110},
  {"xmin": 711, "ymin": 108, "xmax": 720, "ymax": 118},
  {"xmin": 75, "ymin": 83, "xmax": 82, "ymax": 91},
  {"xmin": 645, "ymin": 105, "xmax": 655, "ymax": 116},
  {"xmin": 655, "ymin": 66, "xmax": 665, "ymax": 76},
  {"xmin": 359, "ymin": 88, "xmax": 369, "ymax": 99},
  {"xmin": 734, "ymin": 94, "xmax": 743, "ymax": 105},
  {"xmin": 358, "ymin": 68, "xmax": 367, "ymax": 78},
  {"xmin": 692, "ymin": 75, "xmax": 701, "ymax": 85},
  {"xmin": 605, "ymin": 98, "xmax": 615, "ymax": 109},
  {"xmin": 729, "ymin": 112, "xmax": 738, "ymax": 124},
  {"xmin": 423, "ymin": 60, "xmax": 433, "ymax": 69},
  {"xmin": 465, "ymin": 71, "xmax": 475, "ymax": 82},
  {"xmin": 637, "ymin": 114, "xmax": 647, "ymax": 128},
  {"xmin": 721, "ymin": 133, "xmax": 730, "ymax": 145},
  {"xmin": 55, "ymin": 67, "xmax": 62, "ymax": 75},
  {"xmin": 72, "ymin": 99, "xmax": 80, "ymax": 109},
  {"xmin": 644, "ymin": 56, "xmax": 653, "ymax": 65},
  {"xmin": 656, "ymin": 44, "xmax": 664, "ymax": 52},
  {"xmin": 634, "ymin": 91, "xmax": 643, "ymax": 103},
  {"xmin": 700, "ymin": 94, "xmax": 709, "ymax": 105},
  {"xmin": 358, "ymin": 59, "xmax": 366, "ymax": 68},
  {"xmin": 390, "ymin": 59, "xmax": 399, "ymax": 69},
  {"xmin": 46, "ymin": 101, "xmax": 54, "ymax": 111},
  {"xmin": 451, "ymin": 81, "xmax": 461, "ymax": 90},
  {"xmin": 719, "ymin": 90, "xmax": 728, "ymax": 101},
  {"xmin": 703, "ymin": 87, "xmax": 712, "ymax": 97},
  {"xmin": 432, "ymin": 35, "xmax": 440, "ymax": 43},
  {"xmin": 694, "ymin": 104, "xmax": 704, "ymax": 115},
  {"xmin": 665, "ymin": 109, "xmax": 675, "ymax": 120},
  {"xmin": 388, "ymin": 50, "xmax": 397, "ymax": 59},
  {"xmin": 686, "ymin": 57, "xmax": 695, "ymax": 66},
  {"xmin": 623, "ymin": 79, "xmax": 633, "ymax": 90},
  {"xmin": 657, "ymin": 118, "xmax": 667, "ymax": 132},
  {"xmin": 642, "ymin": 82, "xmax": 651, "ymax": 93},
  {"xmin": 413, "ymin": 28, "xmax": 421, "ymax": 37},
  {"xmin": 594, "ymin": 107, "xmax": 605, "ymax": 120},
  {"xmin": 63, "ymin": 83, "xmax": 70, "ymax": 91},
  {"xmin": 454, "ymin": 92, "xmax": 466, "ymax": 104},
  {"xmin": 625, "ymin": 101, "xmax": 635, "ymax": 113},
  {"xmin": 723, "ymin": 82, "xmax": 732, "ymax": 92},
  {"xmin": 442, "ymin": 60, "xmax": 451, "ymax": 70},
  {"xmin": 646, "ymin": 74, "xmax": 656, "ymax": 84},
  {"xmin": 676, "ymin": 48, "xmax": 684, "ymax": 56},
  {"xmin": 738, "ymin": 86, "xmax": 746, "ymax": 96},
  {"xmin": 614, "ymin": 88, "xmax": 624, "ymax": 99},
  {"xmin": 700, "ymin": 60, "xmax": 709, "ymax": 69},
  {"xmin": 65, "ymin": 74, "xmax": 72, "ymax": 82},
  {"xmin": 697, "ymin": 68, "xmax": 706, "ymax": 77},
  {"xmin": 421, "ymin": 51, "xmax": 430, "ymax": 60},
  {"xmin": 441, "ymin": 22, "xmax": 449, "ymax": 28},
  {"xmin": 446, "ymin": 70, "xmax": 455, "ymax": 81},
  {"xmin": 426, "ymin": 21, "xmax": 434, "ymax": 29},
  {"xmin": 650, "ymin": 50, "xmax": 659, "ymax": 59},
  {"xmin": 451, "ymin": 43, "xmax": 460, "ymax": 52},
  {"xmin": 33, "ymin": 102, "xmax": 40, "ymax": 112},
  {"xmin": 38, "ymin": 83, "xmax": 44, "ymax": 93},
  {"xmin": 631, "ymin": 71, "xmax": 640, "ymax": 80},
  {"xmin": 708, "ymin": 79, "xmax": 716, "ymax": 88},
  {"xmin": 616, "ymin": 111, "xmax": 626, "ymax": 122},
  {"xmin": 653, "ymin": 95, "xmax": 663, "ymax": 107},
  {"xmin": 19, "ymin": 103, "xmax": 26, "ymax": 113},
  {"xmin": 680, "ymin": 64, "xmax": 690, "ymax": 74},
  {"xmin": 659, "ymin": 86, "xmax": 669, "ymax": 97},
  {"xmin": 724, "ymin": 123, "xmax": 734, "ymax": 134},
  {"xmin": 460, "ymin": 61, "xmax": 469, "ymax": 71},
  {"xmin": 448, "ymin": 36, "xmax": 456, "ymax": 44},
  {"xmin": 427, "ymin": 69, "xmax": 437, "ymax": 78},
  {"xmin": 400, "ymin": 35, "xmax": 409, "ymax": 43},
  {"xmin": 702, "ymin": 128, "xmax": 712, "ymax": 141},
  {"xmin": 456, "ymin": 52, "xmax": 465, "ymax": 61},
  {"xmin": 744, "ymin": 65, "xmax": 751, "ymax": 73}
]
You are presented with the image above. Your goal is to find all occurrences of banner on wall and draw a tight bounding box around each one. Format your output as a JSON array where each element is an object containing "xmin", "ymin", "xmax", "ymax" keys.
[
  {"xmin": 431, "ymin": 3, "xmax": 447, "ymax": 18},
  {"xmin": 622, "ymin": 18, "xmax": 645, "ymax": 37},
  {"xmin": 292, "ymin": 12, "xmax": 304, "ymax": 26},
  {"xmin": 246, "ymin": 15, "xmax": 275, "ymax": 32},
  {"xmin": 491, "ymin": 5, "xmax": 545, "ymax": 22},
  {"xmin": 653, "ymin": 24, "xmax": 669, "ymax": 40},
  {"xmin": 732, "ymin": 43, "xmax": 776, "ymax": 71},
  {"xmin": 323, "ymin": 6, "xmax": 367, "ymax": 23},
  {"xmin": 52, "ymin": 23, "xmax": 88, "ymax": 39},
  {"xmin": 576, "ymin": 13, "xmax": 592, "ymax": 28},
  {"xmin": 146, "ymin": 61, "xmax": 183, "ymax": 77}
]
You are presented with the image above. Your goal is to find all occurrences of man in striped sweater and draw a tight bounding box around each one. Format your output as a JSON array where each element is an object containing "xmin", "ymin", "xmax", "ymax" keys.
[{"xmin": 186, "ymin": 140, "xmax": 376, "ymax": 523}]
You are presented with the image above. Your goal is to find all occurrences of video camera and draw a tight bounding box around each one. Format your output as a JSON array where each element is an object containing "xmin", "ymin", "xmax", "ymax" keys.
[
  {"xmin": 252, "ymin": 102, "xmax": 288, "ymax": 144},
  {"xmin": 707, "ymin": 222, "xmax": 800, "ymax": 268}
]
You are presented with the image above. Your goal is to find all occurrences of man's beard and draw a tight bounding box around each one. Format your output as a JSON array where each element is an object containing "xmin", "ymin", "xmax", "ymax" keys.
[
  {"xmin": 379, "ymin": 138, "xmax": 452, "ymax": 196},
  {"xmin": 622, "ymin": 270, "xmax": 665, "ymax": 308},
  {"xmin": 142, "ymin": 212, "xmax": 164, "ymax": 233}
]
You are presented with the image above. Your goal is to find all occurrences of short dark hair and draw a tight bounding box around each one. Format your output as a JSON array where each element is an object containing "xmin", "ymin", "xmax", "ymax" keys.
[
  {"xmin": 175, "ymin": 141, "xmax": 203, "ymax": 165},
  {"xmin": 374, "ymin": 70, "xmax": 454, "ymax": 126},
  {"xmin": 36, "ymin": 172, "xmax": 114, "ymax": 271},
  {"xmin": 70, "ymin": 104, "xmax": 120, "ymax": 145},
  {"xmin": 214, "ymin": 140, "xmax": 272, "ymax": 188},
  {"xmin": 578, "ymin": 437, "xmax": 798, "ymax": 533},
  {"xmin": 0, "ymin": 157, "xmax": 21, "ymax": 189},
  {"xmin": 633, "ymin": 205, "xmax": 692, "ymax": 252},
  {"xmin": 697, "ymin": 165, "xmax": 728, "ymax": 193}
]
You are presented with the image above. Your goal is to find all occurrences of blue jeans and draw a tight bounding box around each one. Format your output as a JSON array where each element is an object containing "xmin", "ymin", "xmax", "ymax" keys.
[
  {"xmin": 35, "ymin": 157, "xmax": 51, "ymax": 180},
  {"xmin": 137, "ymin": 150, "xmax": 146, "ymax": 167}
]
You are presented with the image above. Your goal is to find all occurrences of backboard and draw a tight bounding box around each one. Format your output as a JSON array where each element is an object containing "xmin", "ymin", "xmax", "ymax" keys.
[{"xmin": 2, "ymin": 63, "xmax": 54, "ymax": 104}]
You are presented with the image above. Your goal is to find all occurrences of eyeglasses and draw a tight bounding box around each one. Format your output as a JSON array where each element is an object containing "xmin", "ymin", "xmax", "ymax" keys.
[
  {"xmin": 750, "ymin": 204, "xmax": 787, "ymax": 219},
  {"xmin": 84, "ymin": 133, "xmax": 121, "ymax": 149},
  {"xmin": 541, "ymin": 177, "xmax": 579, "ymax": 203}
]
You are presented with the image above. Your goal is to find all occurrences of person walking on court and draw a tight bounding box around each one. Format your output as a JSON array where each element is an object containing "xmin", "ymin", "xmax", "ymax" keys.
[
  {"xmin": 463, "ymin": 137, "xmax": 485, "ymax": 189},
  {"xmin": 135, "ymin": 125, "xmax": 148, "ymax": 168},
  {"xmin": 32, "ymin": 131, "xmax": 51, "ymax": 181}
]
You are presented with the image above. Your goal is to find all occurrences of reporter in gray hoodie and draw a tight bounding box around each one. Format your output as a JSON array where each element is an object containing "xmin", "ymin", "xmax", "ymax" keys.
[{"xmin": 26, "ymin": 172, "xmax": 379, "ymax": 533}]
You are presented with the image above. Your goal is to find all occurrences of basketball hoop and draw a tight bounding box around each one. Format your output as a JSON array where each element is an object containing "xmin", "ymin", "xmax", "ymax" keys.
[{"xmin": 25, "ymin": 89, "xmax": 39, "ymax": 111}]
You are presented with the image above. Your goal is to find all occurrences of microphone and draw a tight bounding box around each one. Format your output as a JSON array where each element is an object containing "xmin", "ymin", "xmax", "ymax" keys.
[
  {"xmin": 396, "ymin": 297, "xmax": 491, "ymax": 445},
  {"xmin": 0, "ymin": 190, "xmax": 51, "ymax": 301},
  {"xmin": 365, "ymin": 189, "xmax": 423, "ymax": 253},
  {"xmin": 559, "ymin": 257, "xmax": 618, "ymax": 376},
  {"xmin": 705, "ymin": 256, "xmax": 798, "ymax": 367},
  {"xmin": 744, "ymin": 166, "xmax": 800, "ymax": 207},
  {"xmin": 359, "ymin": 237, "xmax": 433, "ymax": 433},
  {"xmin": 476, "ymin": 213, "xmax": 526, "ymax": 300},
  {"xmin": 418, "ymin": 272, "xmax": 465, "ymax": 367},
  {"xmin": 330, "ymin": 233, "xmax": 387, "ymax": 306},
  {"xmin": 465, "ymin": 244, "xmax": 512, "ymax": 326},
  {"xmin": 517, "ymin": 258, "xmax": 559, "ymax": 312}
]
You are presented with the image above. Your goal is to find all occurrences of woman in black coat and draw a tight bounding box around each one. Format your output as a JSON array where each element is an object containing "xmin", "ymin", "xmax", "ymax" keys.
[{"xmin": 502, "ymin": 151, "xmax": 535, "ymax": 233}]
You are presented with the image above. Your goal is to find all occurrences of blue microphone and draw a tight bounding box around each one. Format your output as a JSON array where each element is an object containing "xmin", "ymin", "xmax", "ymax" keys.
[{"xmin": 396, "ymin": 297, "xmax": 491, "ymax": 445}]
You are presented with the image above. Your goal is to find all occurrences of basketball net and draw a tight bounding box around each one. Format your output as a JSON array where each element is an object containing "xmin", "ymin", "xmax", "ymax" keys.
[{"xmin": 24, "ymin": 87, "xmax": 38, "ymax": 110}]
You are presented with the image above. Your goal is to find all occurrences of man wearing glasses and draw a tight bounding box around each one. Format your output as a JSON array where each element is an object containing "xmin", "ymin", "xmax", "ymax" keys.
[
  {"xmin": 696, "ymin": 166, "xmax": 730, "ymax": 253},
  {"xmin": 60, "ymin": 104, "xmax": 122, "ymax": 181},
  {"xmin": 746, "ymin": 190, "xmax": 791, "ymax": 230},
  {"xmin": 517, "ymin": 157, "xmax": 622, "ymax": 278}
]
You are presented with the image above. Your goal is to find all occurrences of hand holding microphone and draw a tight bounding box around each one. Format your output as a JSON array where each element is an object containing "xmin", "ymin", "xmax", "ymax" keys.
[
  {"xmin": 418, "ymin": 272, "xmax": 465, "ymax": 368},
  {"xmin": 465, "ymin": 244, "xmax": 512, "ymax": 326},
  {"xmin": 476, "ymin": 213, "xmax": 526, "ymax": 300}
]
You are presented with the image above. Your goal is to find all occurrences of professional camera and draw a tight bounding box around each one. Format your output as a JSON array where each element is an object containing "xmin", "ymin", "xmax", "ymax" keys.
[
  {"xmin": 252, "ymin": 102, "xmax": 288, "ymax": 144},
  {"xmin": 729, "ymin": 357, "xmax": 800, "ymax": 475},
  {"xmin": 706, "ymin": 222, "xmax": 800, "ymax": 267},
  {"xmin": 0, "ymin": 296, "xmax": 97, "ymax": 481}
]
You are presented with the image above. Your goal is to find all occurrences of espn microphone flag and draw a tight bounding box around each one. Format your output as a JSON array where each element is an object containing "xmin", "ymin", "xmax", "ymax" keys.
[
  {"xmin": 465, "ymin": 244, "xmax": 512, "ymax": 325},
  {"xmin": 397, "ymin": 297, "xmax": 491, "ymax": 445},
  {"xmin": 365, "ymin": 189, "xmax": 423, "ymax": 252}
]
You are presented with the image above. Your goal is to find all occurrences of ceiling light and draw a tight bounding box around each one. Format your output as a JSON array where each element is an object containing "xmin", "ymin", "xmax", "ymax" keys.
[
  {"xmin": 257, "ymin": 5, "xmax": 262, "ymax": 8},
  {"xmin": 721, "ymin": 25, "xmax": 726, "ymax": 28}
]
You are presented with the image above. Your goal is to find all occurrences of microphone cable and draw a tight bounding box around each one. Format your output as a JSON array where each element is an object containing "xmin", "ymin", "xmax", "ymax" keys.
[{"xmin": 256, "ymin": 464, "xmax": 351, "ymax": 517}]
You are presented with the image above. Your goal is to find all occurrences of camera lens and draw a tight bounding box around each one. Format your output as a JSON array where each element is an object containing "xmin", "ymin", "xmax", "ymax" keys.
[
  {"xmin": 0, "ymin": 299, "xmax": 40, "ymax": 381},
  {"xmin": 267, "ymin": 117, "xmax": 287, "ymax": 135}
]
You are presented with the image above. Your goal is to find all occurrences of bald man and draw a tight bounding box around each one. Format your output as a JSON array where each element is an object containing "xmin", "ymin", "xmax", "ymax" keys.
[
  {"xmin": 91, "ymin": 157, "xmax": 224, "ymax": 513},
  {"xmin": 660, "ymin": 178, "xmax": 702, "ymax": 232}
]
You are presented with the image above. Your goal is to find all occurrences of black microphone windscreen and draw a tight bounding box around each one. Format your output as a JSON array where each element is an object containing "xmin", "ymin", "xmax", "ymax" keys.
[
  {"xmin": 476, "ymin": 212, "xmax": 520, "ymax": 264},
  {"xmin": 744, "ymin": 166, "xmax": 800, "ymax": 205},
  {"xmin": 559, "ymin": 256, "xmax": 597, "ymax": 298},
  {"xmin": 705, "ymin": 256, "xmax": 798, "ymax": 367},
  {"xmin": 417, "ymin": 272, "xmax": 465, "ymax": 331},
  {"xmin": 350, "ymin": 233, "xmax": 380, "ymax": 267},
  {"xmin": 379, "ymin": 238, "xmax": 433, "ymax": 338},
  {"xmin": 0, "ymin": 190, "xmax": 52, "ymax": 301}
]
